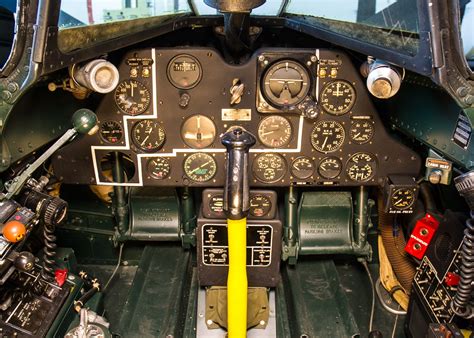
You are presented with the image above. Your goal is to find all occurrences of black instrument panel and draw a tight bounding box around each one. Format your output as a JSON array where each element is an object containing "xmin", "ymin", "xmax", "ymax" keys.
[{"xmin": 53, "ymin": 47, "xmax": 421, "ymax": 187}]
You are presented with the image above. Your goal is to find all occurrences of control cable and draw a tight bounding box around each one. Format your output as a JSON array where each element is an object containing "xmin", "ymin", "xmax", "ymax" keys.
[
  {"xmin": 104, "ymin": 243, "xmax": 124, "ymax": 291},
  {"xmin": 361, "ymin": 260, "xmax": 375, "ymax": 333}
]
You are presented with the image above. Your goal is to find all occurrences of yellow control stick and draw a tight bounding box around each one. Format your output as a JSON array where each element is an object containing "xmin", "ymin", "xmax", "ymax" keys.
[{"xmin": 221, "ymin": 127, "xmax": 256, "ymax": 338}]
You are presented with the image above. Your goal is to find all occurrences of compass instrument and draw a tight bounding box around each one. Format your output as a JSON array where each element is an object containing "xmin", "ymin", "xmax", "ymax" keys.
[
  {"xmin": 131, "ymin": 120, "xmax": 166, "ymax": 152},
  {"xmin": 310, "ymin": 120, "xmax": 345, "ymax": 153},
  {"xmin": 320, "ymin": 80, "xmax": 356, "ymax": 115},
  {"xmin": 183, "ymin": 153, "xmax": 217, "ymax": 182},
  {"xmin": 346, "ymin": 153, "xmax": 377, "ymax": 182},
  {"xmin": 257, "ymin": 115, "xmax": 293, "ymax": 148},
  {"xmin": 290, "ymin": 156, "xmax": 315, "ymax": 179},
  {"xmin": 167, "ymin": 54, "xmax": 202, "ymax": 89},
  {"xmin": 147, "ymin": 158, "xmax": 171, "ymax": 180},
  {"xmin": 181, "ymin": 115, "xmax": 217, "ymax": 149},
  {"xmin": 114, "ymin": 79, "xmax": 150, "ymax": 115},
  {"xmin": 252, "ymin": 153, "xmax": 287, "ymax": 183},
  {"xmin": 99, "ymin": 121, "xmax": 123, "ymax": 144}
]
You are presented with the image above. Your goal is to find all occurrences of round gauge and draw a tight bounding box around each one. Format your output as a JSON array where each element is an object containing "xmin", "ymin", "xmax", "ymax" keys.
[
  {"xmin": 167, "ymin": 54, "xmax": 202, "ymax": 89},
  {"xmin": 252, "ymin": 153, "xmax": 287, "ymax": 183},
  {"xmin": 249, "ymin": 195, "xmax": 272, "ymax": 217},
  {"xmin": 181, "ymin": 115, "xmax": 216, "ymax": 149},
  {"xmin": 147, "ymin": 158, "xmax": 171, "ymax": 180},
  {"xmin": 318, "ymin": 157, "xmax": 342, "ymax": 179},
  {"xmin": 114, "ymin": 80, "xmax": 150, "ymax": 115},
  {"xmin": 262, "ymin": 60, "xmax": 310, "ymax": 107},
  {"xmin": 350, "ymin": 121, "xmax": 374, "ymax": 144},
  {"xmin": 320, "ymin": 80, "xmax": 356, "ymax": 115},
  {"xmin": 346, "ymin": 153, "xmax": 377, "ymax": 182},
  {"xmin": 99, "ymin": 121, "xmax": 123, "ymax": 144},
  {"xmin": 183, "ymin": 153, "xmax": 217, "ymax": 182},
  {"xmin": 310, "ymin": 120, "xmax": 345, "ymax": 153},
  {"xmin": 258, "ymin": 115, "xmax": 293, "ymax": 148},
  {"xmin": 290, "ymin": 156, "xmax": 315, "ymax": 180},
  {"xmin": 391, "ymin": 188, "xmax": 416, "ymax": 210},
  {"xmin": 132, "ymin": 120, "xmax": 166, "ymax": 152},
  {"xmin": 209, "ymin": 194, "xmax": 224, "ymax": 216}
]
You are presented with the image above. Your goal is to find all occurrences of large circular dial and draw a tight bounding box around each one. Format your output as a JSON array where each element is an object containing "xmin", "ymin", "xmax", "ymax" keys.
[
  {"xmin": 167, "ymin": 54, "xmax": 202, "ymax": 89},
  {"xmin": 391, "ymin": 188, "xmax": 416, "ymax": 211},
  {"xmin": 320, "ymin": 80, "xmax": 356, "ymax": 115},
  {"xmin": 132, "ymin": 120, "xmax": 166, "ymax": 152},
  {"xmin": 183, "ymin": 153, "xmax": 217, "ymax": 182},
  {"xmin": 181, "ymin": 115, "xmax": 216, "ymax": 149},
  {"xmin": 262, "ymin": 60, "xmax": 310, "ymax": 107},
  {"xmin": 258, "ymin": 115, "xmax": 292, "ymax": 148},
  {"xmin": 147, "ymin": 158, "xmax": 171, "ymax": 180},
  {"xmin": 252, "ymin": 153, "xmax": 287, "ymax": 183},
  {"xmin": 290, "ymin": 156, "xmax": 315, "ymax": 179},
  {"xmin": 346, "ymin": 153, "xmax": 377, "ymax": 182},
  {"xmin": 249, "ymin": 195, "xmax": 272, "ymax": 217},
  {"xmin": 318, "ymin": 157, "xmax": 342, "ymax": 179},
  {"xmin": 115, "ymin": 80, "xmax": 150, "ymax": 115},
  {"xmin": 350, "ymin": 121, "xmax": 374, "ymax": 144},
  {"xmin": 99, "ymin": 121, "xmax": 123, "ymax": 144},
  {"xmin": 310, "ymin": 120, "xmax": 345, "ymax": 153}
]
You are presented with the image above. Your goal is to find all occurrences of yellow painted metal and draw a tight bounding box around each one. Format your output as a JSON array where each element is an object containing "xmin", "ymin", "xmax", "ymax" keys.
[{"xmin": 227, "ymin": 217, "xmax": 248, "ymax": 338}]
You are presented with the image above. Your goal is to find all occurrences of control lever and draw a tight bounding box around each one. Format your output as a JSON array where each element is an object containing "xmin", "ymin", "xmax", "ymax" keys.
[
  {"xmin": 2, "ymin": 109, "xmax": 98, "ymax": 200},
  {"xmin": 221, "ymin": 127, "xmax": 256, "ymax": 337}
]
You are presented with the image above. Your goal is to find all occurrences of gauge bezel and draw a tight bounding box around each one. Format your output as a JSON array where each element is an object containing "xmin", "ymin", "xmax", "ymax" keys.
[
  {"xmin": 257, "ymin": 115, "xmax": 293, "ymax": 148},
  {"xmin": 320, "ymin": 80, "xmax": 356, "ymax": 116},
  {"xmin": 99, "ymin": 120, "xmax": 123, "ymax": 144},
  {"xmin": 180, "ymin": 114, "xmax": 217, "ymax": 149},
  {"xmin": 183, "ymin": 152, "xmax": 217, "ymax": 183},
  {"xmin": 249, "ymin": 194, "xmax": 273, "ymax": 218},
  {"xmin": 290, "ymin": 156, "xmax": 315, "ymax": 180},
  {"xmin": 167, "ymin": 54, "xmax": 203, "ymax": 90},
  {"xmin": 261, "ymin": 59, "xmax": 311, "ymax": 108},
  {"xmin": 147, "ymin": 157, "xmax": 171, "ymax": 180},
  {"xmin": 114, "ymin": 79, "xmax": 151, "ymax": 115},
  {"xmin": 349, "ymin": 120, "xmax": 375, "ymax": 144},
  {"xmin": 391, "ymin": 188, "xmax": 416, "ymax": 210},
  {"xmin": 318, "ymin": 156, "xmax": 343, "ymax": 179},
  {"xmin": 131, "ymin": 120, "xmax": 166, "ymax": 152},
  {"xmin": 252, "ymin": 153, "xmax": 287, "ymax": 184},
  {"xmin": 310, "ymin": 120, "xmax": 346, "ymax": 153},
  {"xmin": 346, "ymin": 152, "xmax": 377, "ymax": 182}
]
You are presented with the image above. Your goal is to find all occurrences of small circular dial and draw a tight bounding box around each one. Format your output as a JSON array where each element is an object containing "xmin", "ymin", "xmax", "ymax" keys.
[
  {"xmin": 183, "ymin": 153, "xmax": 217, "ymax": 182},
  {"xmin": 262, "ymin": 60, "xmax": 310, "ymax": 107},
  {"xmin": 99, "ymin": 121, "xmax": 123, "ymax": 144},
  {"xmin": 310, "ymin": 120, "xmax": 345, "ymax": 153},
  {"xmin": 346, "ymin": 153, "xmax": 377, "ymax": 182},
  {"xmin": 258, "ymin": 115, "xmax": 292, "ymax": 148},
  {"xmin": 391, "ymin": 188, "xmax": 416, "ymax": 210},
  {"xmin": 320, "ymin": 80, "xmax": 356, "ymax": 115},
  {"xmin": 318, "ymin": 157, "xmax": 342, "ymax": 179},
  {"xmin": 249, "ymin": 195, "xmax": 272, "ymax": 217},
  {"xmin": 115, "ymin": 80, "xmax": 150, "ymax": 115},
  {"xmin": 132, "ymin": 120, "xmax": 166, "ymax": 152},
  {"xmin": 350, "ymin": 121, "xmax": 374, "ymax": 144},
  {"xmin": 181, "ymin": 115, "xmax": 216, "ymax": 149},
  {"xmin": 290, "ymin": 156, "xmax": 315, "ymax": 179},
  {"xmin": 252, "ymin": 153, "xmax": 287, "ymax": 183},
  {"xmin": 147, "ymin": 158, "xmax": 171, "ymax": 180},
  {"xmin": 167, "ymin": 54, "xmax": 202, "ymax": 89}
]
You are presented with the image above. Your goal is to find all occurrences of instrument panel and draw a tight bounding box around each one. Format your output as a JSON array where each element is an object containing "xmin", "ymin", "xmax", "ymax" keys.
[{"xmin": 53, "ymin": 48, "xmax": 421, "ymax": 187}]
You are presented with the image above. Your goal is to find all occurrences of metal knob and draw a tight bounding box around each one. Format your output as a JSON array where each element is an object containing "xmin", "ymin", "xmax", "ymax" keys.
[{"xmin": 455, "ymin": 170, "xmax": 474, "ymax": 211}]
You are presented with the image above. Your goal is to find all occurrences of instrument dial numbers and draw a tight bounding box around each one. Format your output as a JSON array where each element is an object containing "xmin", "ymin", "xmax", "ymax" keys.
[{"xmin": 350, "ymin": 121, "xmax": 374, "ymax": 144}]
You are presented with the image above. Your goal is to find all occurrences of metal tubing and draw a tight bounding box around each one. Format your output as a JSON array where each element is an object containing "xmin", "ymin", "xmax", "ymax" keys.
[
  {"xmin": 180, "ymin": 186, "xmax": 196, "ymax": 235},
  {"xmin": 353, "ymin": 186, "xmax": 369, "ymax": 249},
  {"xmin": 285, "ymin": 186, "xmax": 298, "ymax": 247},
  {"xmin": 112, "ymin": 152, "xmax": 129, "ymax": 236}
]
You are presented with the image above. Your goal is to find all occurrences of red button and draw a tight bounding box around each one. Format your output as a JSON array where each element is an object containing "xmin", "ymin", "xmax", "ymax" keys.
[{"xmin": 445, "ymin": 272, "xmax": 460, "ymax": 287}]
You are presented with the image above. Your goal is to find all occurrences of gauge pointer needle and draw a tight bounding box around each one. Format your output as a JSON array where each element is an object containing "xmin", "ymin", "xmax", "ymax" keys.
[
  {"xmin": 140, "ymin": 135, "xmax": 150, "ymax": 146},
  {"xmin": 321, "ymin": 136, "xmax": 328, "ymax": 150},
  {"xmin": 190, "ymin": 160, "xmax": 211, "ymax": 174}
]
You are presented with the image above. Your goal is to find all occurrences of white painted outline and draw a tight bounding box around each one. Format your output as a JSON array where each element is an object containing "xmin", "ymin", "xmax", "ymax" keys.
[{"xmin": 91, "ymin": 49, "xmax": 319, "ymax": 186}]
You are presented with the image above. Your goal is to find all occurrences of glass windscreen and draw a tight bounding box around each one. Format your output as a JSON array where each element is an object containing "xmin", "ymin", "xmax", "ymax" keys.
[
  {"xmin": 192, "ymin": 0, "xmax": 282, "ymax": 15},
  {"xmin": 284, "ymin": 0, "xmax": 420, "ymax": 56},
  {"xmin": 461, "ymin": 1, "xmax": 474, "ymax": 64}
]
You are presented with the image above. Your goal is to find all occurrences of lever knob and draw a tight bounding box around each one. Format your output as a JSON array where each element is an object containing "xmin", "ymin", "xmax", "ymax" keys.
[{"xmin": 72, "ymin": 108, "xmax": 98, "ymax": 135}]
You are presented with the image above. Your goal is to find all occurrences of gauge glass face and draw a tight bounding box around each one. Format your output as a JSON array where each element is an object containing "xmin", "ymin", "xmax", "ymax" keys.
[
  {"xmin": 147, "ymin": 158, "xmax": 171, "ymax": 180},
  {"xmin": 209, "ymin": 194, "xmax": 224, "ymax": 216},
  {"xmin": 252, "ymin": 153, "xmax": 287, "ymax": 183},
  {"xmin": 99, "ymin": 121, "xmax": 123, "ymax": 144},
  {"xmin": 391, "ymin": 188, "xmax": 416, "ymax": 210},
  {"xmin": 346, "ymin": 153, "xmax": 377, "ymax": 182},
  {"xmin": 114, "ymin": 80, "xmax": 150, "ymax": 115},
  {"xmin": 249, "ymin": 195, "xmax": 272, "ymax": 217},
  {"xmin": 320, "ymin": 80, "xmax": 356, "ymax": 115},
  {"xmin": 167, "ymin": 55, "xmax": 202, "ymax": 89},
  {"xmin": 290, "ymin": 156, "xmax": 315, "ymax": 179},
  {"xmin": 132, "ymin": 120, "xmax": 166, "ymax": 152},
  {"xmin": 183, "ymin": 153, "xmax": 217, "ymax": 182},
  {"xmin": 262, "ymin": 60, "xmax": 310, "ymax": 107},
  {"xmin": 350, "ymin": 121, "xmax": 374, "ymax": 144},
  {"xmin": 310, "ymin": 120, "xmax": 345, "ymax": 153},
  {"xmin": 181, "ymin": 115, "xmax": 216, "ymax": 149},
  {"xmin": 258, "ymin": 115, "xmax": 292, "ymax": 148},
  {"xmin": 318, "ymin": 157, "xmax": 342, "ymax": 179}
]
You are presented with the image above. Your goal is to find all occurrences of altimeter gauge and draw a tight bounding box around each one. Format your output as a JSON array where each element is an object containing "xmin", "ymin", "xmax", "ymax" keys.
[
  {"xmin": 258, "ymin": 115, "xmax": 293, "ymax": 148},
  {"xmin": 114, "ymin": 79, "xmax": 150, "ymax": 115},
  {"xmin": 320, "ymin": 80, "xmax": 356, "ymax": 115}
]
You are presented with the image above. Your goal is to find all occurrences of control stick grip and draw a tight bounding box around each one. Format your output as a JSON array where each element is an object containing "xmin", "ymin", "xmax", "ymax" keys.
[{"xmin": 221, "ymin": 127, "xmax": 256, "ymax": 220}]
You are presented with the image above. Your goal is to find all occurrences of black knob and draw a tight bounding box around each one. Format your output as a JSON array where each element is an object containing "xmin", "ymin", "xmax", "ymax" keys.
[
  {"xmin": 221, "ymin": 127, "xmax": 256, "ymax": 220},
  {"xmin": 14, "ymin": 251, "xmax": 35, "ymax": 271}
]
